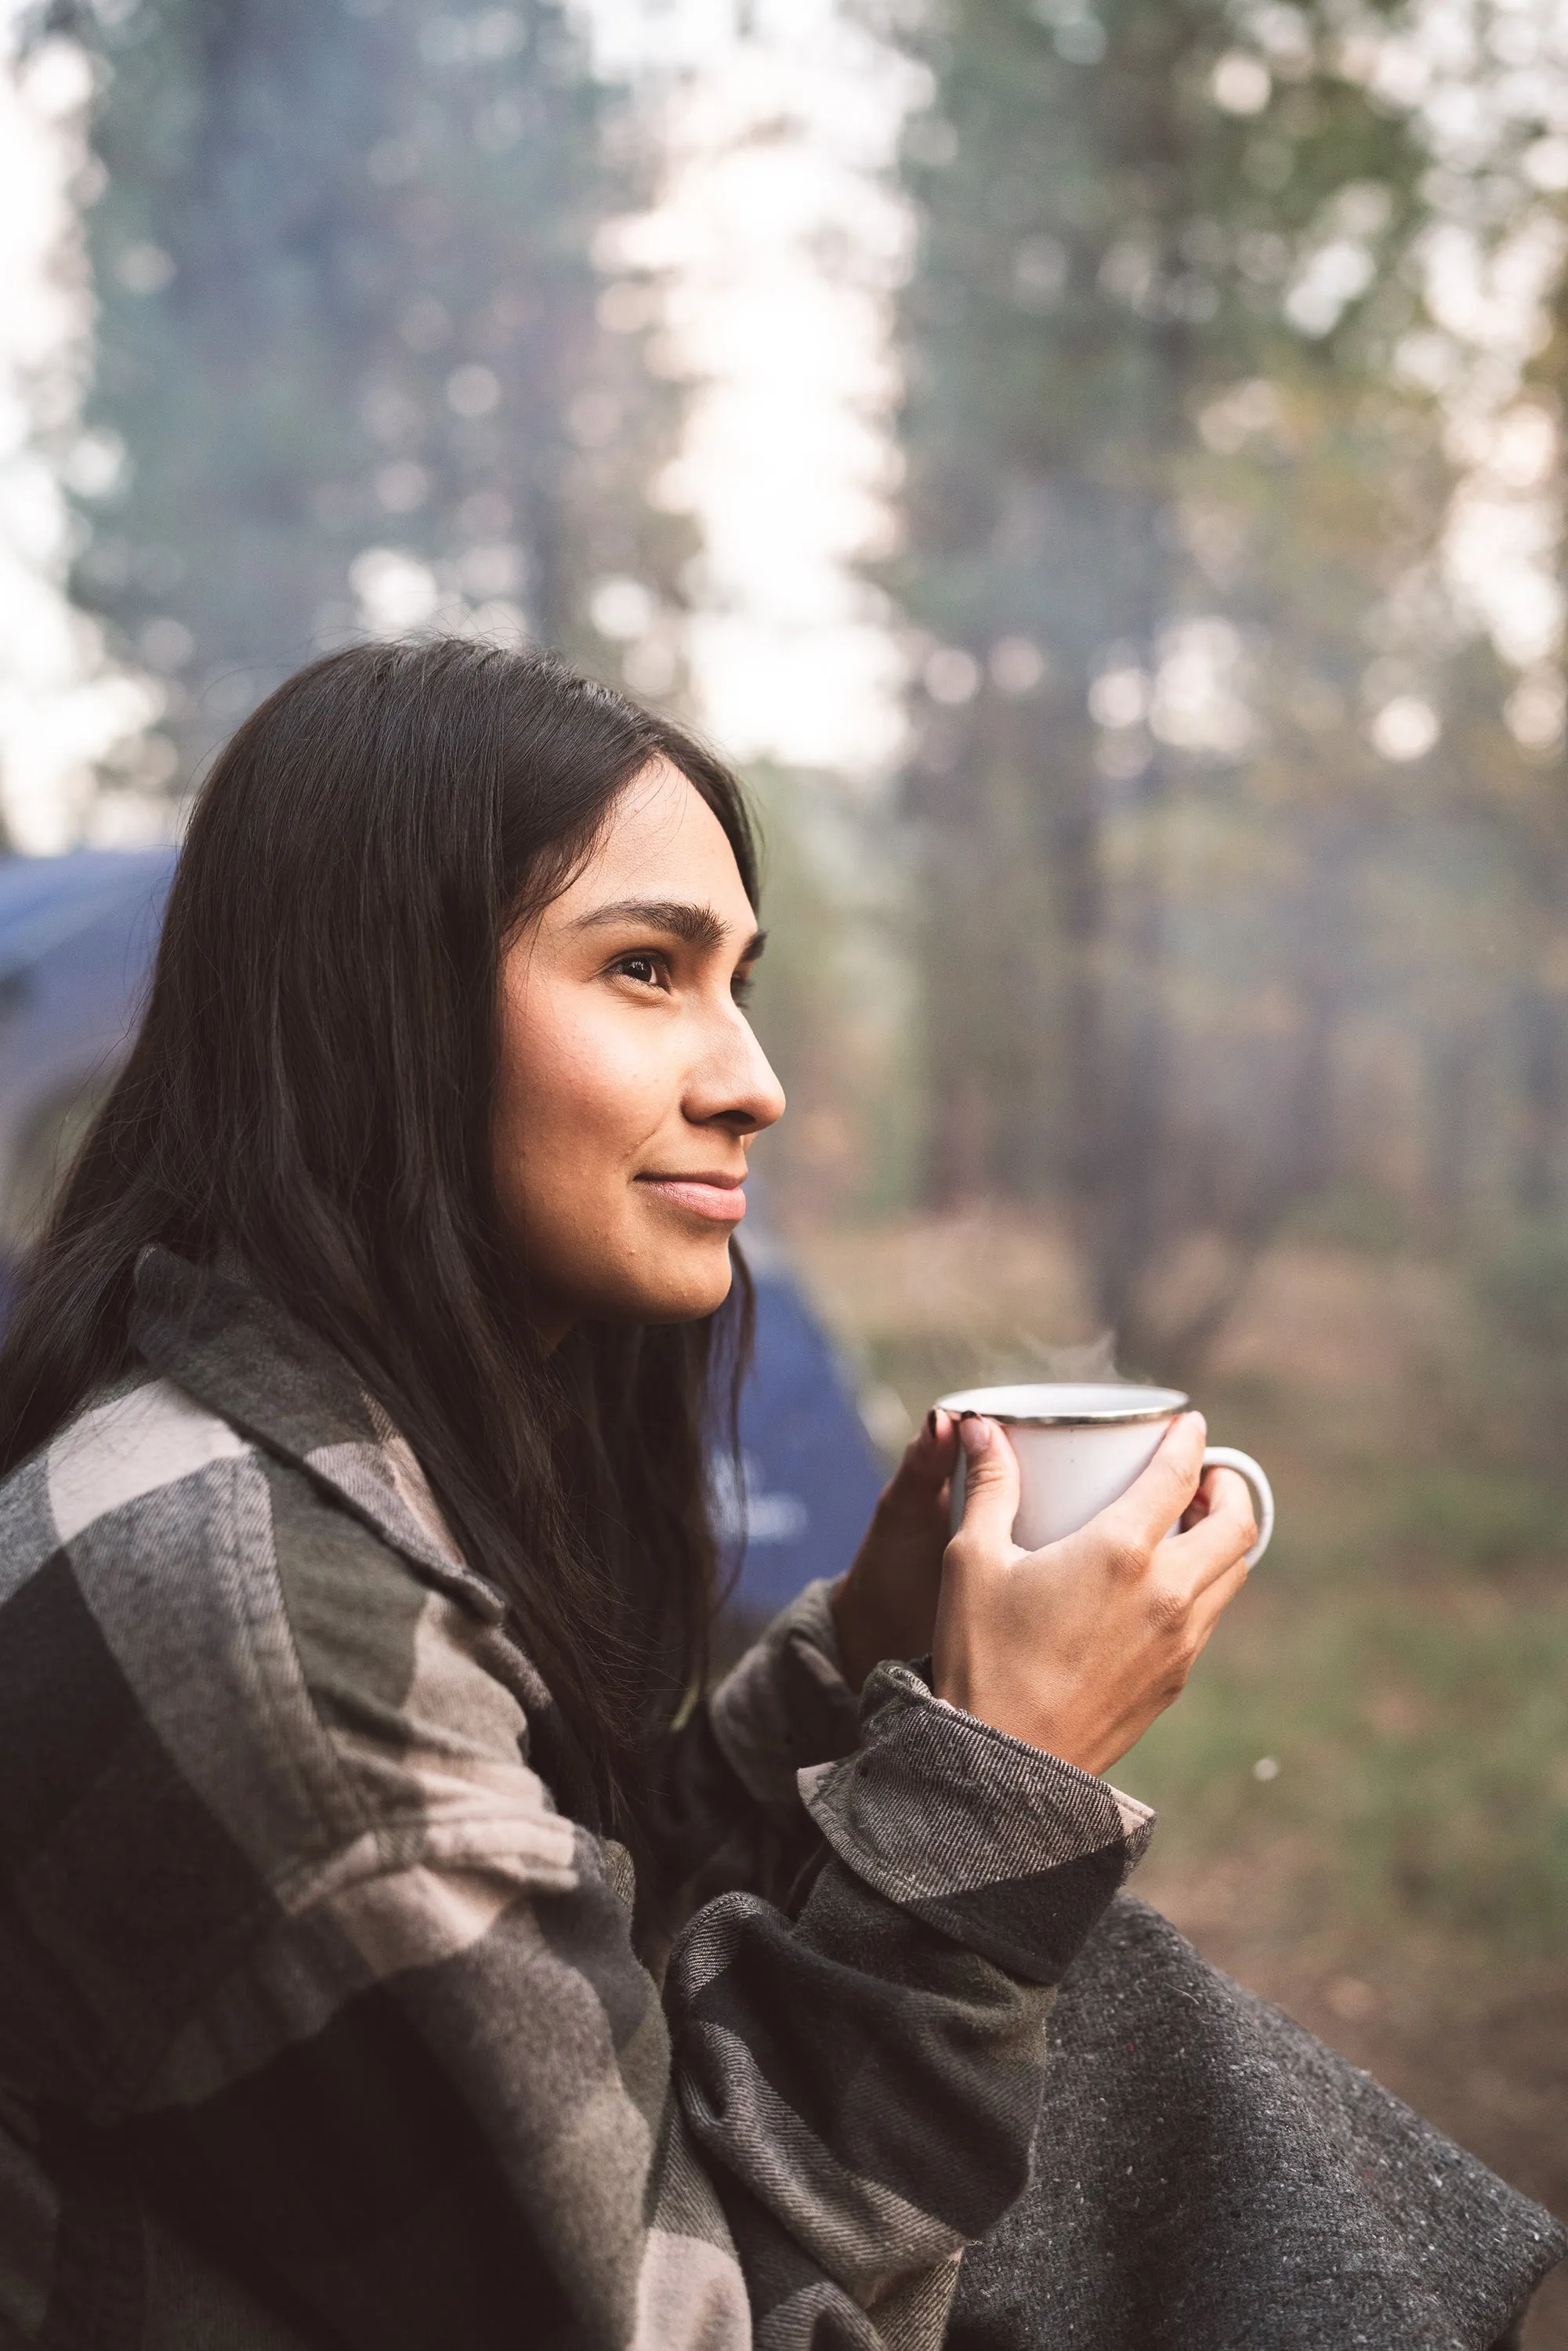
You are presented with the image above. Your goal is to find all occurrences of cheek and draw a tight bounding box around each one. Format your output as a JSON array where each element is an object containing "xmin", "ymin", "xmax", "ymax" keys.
[{"xmin": 497, "ymin": 991, "xmax": 668, "ymax": 1190}]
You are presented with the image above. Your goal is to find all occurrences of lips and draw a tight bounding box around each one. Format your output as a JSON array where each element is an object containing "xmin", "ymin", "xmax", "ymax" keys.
[{"xmin": 636, "ymin": 1173, "xmax": 748, "ymax": 1224}]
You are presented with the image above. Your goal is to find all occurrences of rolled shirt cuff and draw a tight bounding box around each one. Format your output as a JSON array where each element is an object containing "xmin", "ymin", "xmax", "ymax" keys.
[{"xmin": 798, "ymin": 1657, "xmax": 1155, "ymax": 1985}]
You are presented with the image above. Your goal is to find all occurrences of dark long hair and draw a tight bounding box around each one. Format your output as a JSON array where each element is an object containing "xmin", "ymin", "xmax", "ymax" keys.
[{"xmin": 0, "ymin": 638, "xmax": 759, "ymax": 1836}]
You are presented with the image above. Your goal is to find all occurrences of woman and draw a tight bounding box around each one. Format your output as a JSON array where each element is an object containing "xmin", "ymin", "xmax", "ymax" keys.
[{"xmin": 0, "ymin": 640, "xmax": 1558, "ymax": 2351}]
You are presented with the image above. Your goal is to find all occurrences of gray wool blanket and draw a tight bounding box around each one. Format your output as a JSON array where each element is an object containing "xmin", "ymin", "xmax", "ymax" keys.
[{"xmin": 950, "ymin": 1896, "xmax": 1566, "ymax": 2350}]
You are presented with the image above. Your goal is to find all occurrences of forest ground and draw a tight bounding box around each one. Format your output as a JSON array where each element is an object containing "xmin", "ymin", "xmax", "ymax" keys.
[{"xmin": 784, "ymin": 1209, "xmax": 1568, "ymax": 2347}]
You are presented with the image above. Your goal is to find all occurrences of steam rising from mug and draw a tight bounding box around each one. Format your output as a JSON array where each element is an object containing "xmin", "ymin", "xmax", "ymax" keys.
[{"xmin": 937, "ymin": 1382, "xmax": 1274, "ymax": 1567}]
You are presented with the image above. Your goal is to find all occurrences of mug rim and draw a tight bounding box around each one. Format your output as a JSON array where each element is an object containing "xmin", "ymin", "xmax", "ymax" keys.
[{"xmin": 936, "ymin": 1382, "xmax": 1190, "ymax": 1429}]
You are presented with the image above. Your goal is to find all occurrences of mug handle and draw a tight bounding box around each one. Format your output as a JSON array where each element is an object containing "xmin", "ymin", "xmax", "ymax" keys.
[{"xmin": 1200, "ymin": 1445, "xmax": 1274, "ymax": 1569}]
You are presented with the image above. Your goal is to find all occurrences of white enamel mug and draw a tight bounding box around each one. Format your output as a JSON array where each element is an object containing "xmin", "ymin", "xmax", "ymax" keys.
[{"xmin": 937, "ymin": 1382, "xmax": 1274, "ymax": 1567}]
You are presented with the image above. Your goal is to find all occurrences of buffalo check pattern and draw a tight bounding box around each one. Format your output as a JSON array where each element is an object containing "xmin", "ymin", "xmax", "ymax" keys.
[{"xmin": 0, "ymin": 1246, "xmax": 1153, "ymax": 2350}]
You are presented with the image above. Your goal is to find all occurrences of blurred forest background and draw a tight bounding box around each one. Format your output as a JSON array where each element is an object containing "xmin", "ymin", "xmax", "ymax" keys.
[{"xmin": 2, "ymin": 0, "xmax": 1566, "ymax": 2330}]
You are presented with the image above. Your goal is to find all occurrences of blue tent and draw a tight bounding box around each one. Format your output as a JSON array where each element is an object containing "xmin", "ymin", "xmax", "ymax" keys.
[
  {"xmin": 719, "ymin": 1253, "xmax": 885, "ymax": 1617},
  {"xmin": 0, "ymin": 850, "xmax": 884, "ymax": 1615}
]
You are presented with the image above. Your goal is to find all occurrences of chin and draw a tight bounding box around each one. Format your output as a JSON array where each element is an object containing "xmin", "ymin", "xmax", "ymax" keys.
[
  {"xmin": 616, "ymin": 1241, "xmax": 737, "ymax": 1326},
  {"xmin": 651, "ymin": 1267, "xmax": 737, "ymax": 1324}
]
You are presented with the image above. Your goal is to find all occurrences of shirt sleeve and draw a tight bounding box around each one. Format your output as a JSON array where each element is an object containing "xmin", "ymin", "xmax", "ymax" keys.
[
  {"xmin": 120, "ymin": 1574, "xmax": 1153, "ymax": 2351},
  {"xmin": 705, "ymin": 1579, "xmax": 864, "ymax": 1820},
  {"xmin": 639, "ymin": 1581, "xmax": 864, "ymax": 1924}
]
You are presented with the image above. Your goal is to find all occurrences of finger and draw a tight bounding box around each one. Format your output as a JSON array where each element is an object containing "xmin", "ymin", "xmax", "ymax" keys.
[
  {"xmin": 913, "ymin": 1404, "xmax": 959, "ymax": 1482},
  {"xmin": 874, "ymin": 1406, "xmax": 958, "ymax": 1523},
  {"xmin": 1187, "ymin": 1547, "xmax": 1251, "ymax": 1647},
  {"xmin": 951, "ymin": 1416, "xmax": 1020, "ymax": 1556},
  {"xmin": 1179, "ymin": 1462, "xmax": 1225, "ymax": 1530},
  {"xmin": 1161, "ymin": 1467, "xmax": 1257, "ymax": 1594},
  {"xmin": 1103, "ymin": 1411, "xmax": 1207, "ymax": 1550},
  {"xmin": 1179, "ymin": 1466, "xmax": 1250, "ymax": 1533}
]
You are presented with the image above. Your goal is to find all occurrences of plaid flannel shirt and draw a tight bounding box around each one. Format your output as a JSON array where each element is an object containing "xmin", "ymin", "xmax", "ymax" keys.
[{"xmin": 0, "ymin": 1246, "xmax": 1153, "ymax": 2350}]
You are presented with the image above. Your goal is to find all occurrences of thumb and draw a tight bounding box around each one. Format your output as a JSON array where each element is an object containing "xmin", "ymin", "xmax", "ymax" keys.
[{"xmin": 954, "ymin": 1417, "xmax": 1020, "ymax": 1555}]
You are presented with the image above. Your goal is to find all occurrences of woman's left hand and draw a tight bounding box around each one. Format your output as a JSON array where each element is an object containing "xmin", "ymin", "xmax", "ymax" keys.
[{"xmin": 829, "ymin": 1407, "xmax": 958, "ymax": 1692}]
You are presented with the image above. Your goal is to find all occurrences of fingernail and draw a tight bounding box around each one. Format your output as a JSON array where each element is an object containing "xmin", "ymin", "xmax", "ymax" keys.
[{"xmin": 958, "ymin": 1413, "xmax": 991, "ymax": 1460}]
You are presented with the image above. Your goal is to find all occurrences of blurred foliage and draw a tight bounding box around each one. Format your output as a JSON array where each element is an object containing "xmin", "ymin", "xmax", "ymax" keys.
[
  {"xmin": 870, "ymin": 0, "xmax": 1568, "ymax": 1379},
  {"xmin": 63, "ymin": 0, "xmax": 690, "ymax": 781},
  {"xmin": 1478, "ymin": 1215, "xmax": 1568, "ymax": 1360},
  {"xmin": 1120, "ymin": 1552, "xmax": 1568, "ymax": 1958},
  {"xmin": 744, "ymin": 763, "xmax": 925, "ymax": 1220},
  {"xmin": 1471, "ymin": 1214, "xmax": 1568, "ymax": 1482},
  {"xmin": 1281, "ymin": 1180, "xmax": 1418, "ymax": 1253},
  {"xmin": 1386, "ymin": 1459, "xmax": 1566, "ymax": 1567}
]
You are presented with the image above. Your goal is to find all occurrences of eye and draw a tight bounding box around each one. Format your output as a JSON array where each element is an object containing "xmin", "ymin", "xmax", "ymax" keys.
[
  {"xmin": 611, "ymin": 950, "xmax": 670, "ymax": 991},
  {"xmin": 731, "ymin": 966, "xmax": 757, "ymax": 1008}
]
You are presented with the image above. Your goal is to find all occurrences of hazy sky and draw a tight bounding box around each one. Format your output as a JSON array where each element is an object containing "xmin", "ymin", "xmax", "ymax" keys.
[{"xmin": 588, "ymin": 0, "xmax": 918, "ymax": 779}]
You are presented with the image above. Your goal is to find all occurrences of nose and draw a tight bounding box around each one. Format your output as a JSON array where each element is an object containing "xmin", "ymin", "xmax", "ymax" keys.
[{"xmin": 687, "ymin": 1001, "xmax": 786, "ymax": 1139}]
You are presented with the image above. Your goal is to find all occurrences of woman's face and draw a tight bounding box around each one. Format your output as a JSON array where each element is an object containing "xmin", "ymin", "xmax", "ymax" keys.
[{"xmin": 494, "ymin": 757, "xmax": 785, "ymax": 1338}]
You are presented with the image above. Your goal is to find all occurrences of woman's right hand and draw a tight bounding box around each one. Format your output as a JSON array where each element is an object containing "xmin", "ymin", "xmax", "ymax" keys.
[{"xmin": 932, "ymin": 1411, "xmax": 1256, "ymax": 1777}]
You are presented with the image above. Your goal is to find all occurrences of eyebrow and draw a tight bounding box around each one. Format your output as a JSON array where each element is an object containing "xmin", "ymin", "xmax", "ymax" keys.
[{"xmin": 571, "ymin": 897, "xmax": 766, "ymax": 962}]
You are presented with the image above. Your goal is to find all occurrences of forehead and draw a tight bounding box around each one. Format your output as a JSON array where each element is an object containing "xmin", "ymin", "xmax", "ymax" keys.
[{"xmin": 567, "ymin": 756, "xmax": 752, "ymax": 915}]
